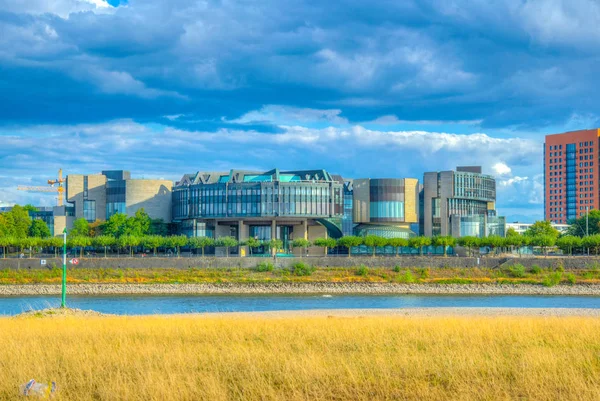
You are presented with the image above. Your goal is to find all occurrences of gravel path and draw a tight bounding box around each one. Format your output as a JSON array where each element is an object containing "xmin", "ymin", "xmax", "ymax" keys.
[{"xmin": 4, "ymin": 282, "xmax": 600, "ymax": 296}]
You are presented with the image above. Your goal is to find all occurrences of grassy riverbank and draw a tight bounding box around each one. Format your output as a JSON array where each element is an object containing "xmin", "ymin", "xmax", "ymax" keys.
[
  {"xmin": 2, "ymin": 313, "xmax": 600, "ymax": 400},
  {"xmin": 1, "ymin": 263, "xmax": 600, "ymax": 286}
]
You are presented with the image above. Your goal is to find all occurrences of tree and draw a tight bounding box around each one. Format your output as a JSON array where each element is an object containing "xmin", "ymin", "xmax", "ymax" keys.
[
  {"xmin": 93, "ymin": 235, "xmax": 116, "ymax": 258},
  {"xmin": 583, "ymin": 234, "xmax": 600, "ymax": 255},
  {"xmin": 0, "ymin": 213, "xmax": 12, "ymax": 237},
  {"xmin": 409, "ymin": 236, "xmax": 431, "ymax": 256},
  {"xmin": 267, "ymin": 238, "xmax": 283, "ymax": 256},
  {"xmin": 89, "ymin": 220, "xmax": 104, "ymax": 237},
  {"xmin": 504, "ymin": 234, "xmax": 524, "ymax": 257},
  {"xmin": 215, "ymin": 236, "xmax": 238, "ymax": 258},
  {"xmin": 122, "ymin": 209, "xmax": 151, "ymax": 237},
  {"xmin": 566, "ymin": 210, "xmax": 600, "ymax": 237},
  {"xmin": 23, "ymin": 204, "xmax": 38, "ymax": 213},
  {"xmin": 242, "ymin": 237, "xmax": 262, "ymax": 256},
  {"xmin": 0, "ymin": 235, "xmax": 14, "ymax": 258},
  {"xmin": 44, "ymin": 236, "xmax": 63, "ymax": 258},
  {"xmin": 530, "ymin": 235, "xmax": 556, "ymax": 257},
  {"xmin": 362, "ymin": 235, "xmax": 389, "ymax": 257},
  {"xmin": 523, "ymin": 221, "xmax": 560, "ymax": 239},
  {"xmin": 69, "ymin": 236, "xmax": 92, "ymax": 258},
  {"xmin": 291, "ymin": 238, "xmax": 311, "ymax": 257},
  {"xmin": 337, "ymin": 236, "xmax": 363, "ymax": 257},
  {"xmin": 313, "ymin": 237, "xmax": 337, "ymax": 255},
  {"xmin": 481, "ymin": 235, "xmax": 504, "ymax": 255},
  {"xmin": 21, "ymin": 237, "xmax": 39, "ymax": 258},
  {"xmin": 29, "ymin": 219, "xmax": 51, "ymax": 238},
  {"xmin": 117, "ymin": 235, "xmax": 141, "ymax": 257},
  {"xmin": 556, "ymin": 235, "xmax": 582, "ymax": 256},
  {"xmin": 70, "ymin": 218, "xmax": 90, "ymax": 237},
  {"xmin": 141, "ymin": 235, "xmax": 164, "ymax": 256},
  {"xmin": 102, "ymin": 213, "xmax": 128, "ymax": 237},
  {"xmin": 387, "ymin": 238, "xmax": 408, "ymax": 257},
  {"xmin": 7, "ymin": 205, "xmax": 31, "ymax": 238},
  {"xmin": 188, "ymin": 236, "xmax": 215, "ymax": 257},
  {"xmin": 506, "ymin": 227, "xmax": 519, "ymax": 237},
  {"xmin": 434, "ymin": 236, "xmax": 455, "ymax": 257},
  {"xmin": 457, "ymin": 236, "xmax": 480, "ymax": 257},
  {"xmin": 171, "ymin": 235, "xmax": 188, "ymax": 257}
]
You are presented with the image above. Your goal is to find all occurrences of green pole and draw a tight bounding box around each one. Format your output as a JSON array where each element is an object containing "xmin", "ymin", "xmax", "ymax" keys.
[{"xmin": 61, "ymin": 228, "xmax": 67, "ymax": 308}]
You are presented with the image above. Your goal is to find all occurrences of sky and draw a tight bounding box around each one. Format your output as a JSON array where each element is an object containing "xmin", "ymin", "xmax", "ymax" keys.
[{"xmin": 1, "ymin": 0, "xmax": 600, "ymax": 222}]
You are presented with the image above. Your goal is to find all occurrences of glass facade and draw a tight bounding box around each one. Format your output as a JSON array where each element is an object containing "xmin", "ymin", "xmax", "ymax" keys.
[
  {"xmin": 368, "ymin": 179, "xmax": 406, "ymax": 223},
  {"xmin": 83, "ymin": 200, "xmax": 96, "ymax": 222},
  {"xmin": 453, "ymin": 172, "xmax": 496, "ymax": 201},
  {"xmin": 106, "ymin": 179, "xmax": 126, "ymax": 218},
  {"xmin": 180, "ymin": 219, "xmax": 215, "ymax": 238},
  {"xmin": 342, "ymin": 183, "xmax": 354, "ymax": 236},
  {"xmin": 486, "ymin": 216, "xmax": 506, "ymax": 237},
  {"xmin": 566, "ymin": 143, "xmax": 576, "ymax": 220},
  {"xmin": 353, "ymin": 223, "xmax": 413, "ymax": 239},
  {"xmin": 173, "ymin": 182, "xmax": 343, "ymax": 221},
  {"xmin": 458, "ymin": 215, "xmax": 485, "ymax": 238}
]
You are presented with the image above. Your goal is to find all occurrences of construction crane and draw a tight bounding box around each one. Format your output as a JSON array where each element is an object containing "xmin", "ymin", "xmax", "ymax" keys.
[{"xmin": 17, "ymin": 169, "xmax": 66, "ymax": 206}]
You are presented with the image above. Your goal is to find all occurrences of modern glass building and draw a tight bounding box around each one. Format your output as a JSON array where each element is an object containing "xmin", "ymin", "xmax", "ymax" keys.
[
  {"xmin": 172, "ymin": 169, "xmax": 344, "ymax": 256},
  {"xmin": 422, "ymin": 166, "xmax": 505, "ymax": 238},
  {"xmin": 352, "ymin": 178, "xmax": 419, "ymax": 239}
]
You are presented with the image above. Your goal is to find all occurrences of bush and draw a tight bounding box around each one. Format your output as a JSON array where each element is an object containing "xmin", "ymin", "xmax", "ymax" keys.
[
  {"xmin": 530, "ymin": 265, "xmax": 542, "ymax": 275},
  {"xmin": 292, "ymin": 262, "xmax": 315, "ymax": 277},
  {"xmin": 356, "ymin": 265, "xmax": 369, "ymax": 276},
  {"xmin": 566, "ymin": 273, "xmax": 576, "ymax": 285},
  {"xmin": 392, "ymin": 265, "xmax": 401, "ymax": 273},
  {"xmin": 542, "ymin": 272, "xmax": 562, "ymax": 287},
  {"xmin": 256, "ymin": 261, "xmax": 274, "ymax": 272},
  {"xmin": 397, "ymin": 270, "xmax": 415, "ymax": 283},
  {"xmin": 415, "ymin": 267, "xmax": 430, "ymax": 279},
  {"xmin": 507, "ymin": 264, "xmax": 526, "ymax": 278},
  {"xmin": 555, "ymin": 262, "xmax": 565, "ymax": 273}
]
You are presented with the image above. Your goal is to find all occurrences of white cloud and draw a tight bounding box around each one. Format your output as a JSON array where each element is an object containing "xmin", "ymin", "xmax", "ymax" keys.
[
  {"xmin": 82, "ymin": 68, "xmax": 187, "ymax": 99},
  {"xmin": 0, "ymin": 119, "xmax": 544, "ymax": 220},
  {"xmin": 493, "ymin": 162, "xmax": 512, "ymax": 176},
  {"xmin": 366, "ymin": 115, "xmax": 483, "ymax": 126},
  {"xmin": 517, "ymin": 0, "xmax": 600, "ymax": 49},
  {"xmin": 0, "ymin": 0, "xmax": 114, "ymax": 18},
  {"xmin": 228, "ymin": 105, "xmax": 349, "ymax": 126}
]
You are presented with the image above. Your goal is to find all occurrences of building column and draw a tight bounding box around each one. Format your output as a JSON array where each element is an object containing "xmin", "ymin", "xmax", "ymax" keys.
[
  {"xmin": 302, "ymin": 219, "xmax": 308, "ymax": 240},
  {"xmin": 271, "ymin": 219, "xmax": 277, "ymax": 256},
  {"xmin": 238, "ymin": 220, "xmax": 248, "ymax": 257}
]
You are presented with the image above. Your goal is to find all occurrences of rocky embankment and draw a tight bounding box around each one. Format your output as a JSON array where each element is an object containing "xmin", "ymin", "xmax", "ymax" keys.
[{"xmin": 3, "ymin": 282, "xmax": 600, "ymax": 296}]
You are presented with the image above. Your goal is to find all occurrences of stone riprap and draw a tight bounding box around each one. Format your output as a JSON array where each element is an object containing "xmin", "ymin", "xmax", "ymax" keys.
[{"xmin": 3, "ymin": 283, "xmax": 600, "ymax": 296}]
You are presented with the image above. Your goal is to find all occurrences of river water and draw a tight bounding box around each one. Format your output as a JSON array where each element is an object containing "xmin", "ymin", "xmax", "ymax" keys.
[{"xmin": 3, "ymin": 294, "xmax": 600, "ymax": 315}]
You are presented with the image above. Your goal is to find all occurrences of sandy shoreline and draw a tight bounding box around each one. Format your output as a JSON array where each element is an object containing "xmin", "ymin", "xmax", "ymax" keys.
[
  {"xmin": 10, "ymin": 307, "xmax": 600, "ymax": 318},
  {"xmin": 199, "ymin": 307, "xmax": 600, "ymax": 317},
  {"xmin": 4, "ymin": 282, "xmax": 600, "ymax": 296}
]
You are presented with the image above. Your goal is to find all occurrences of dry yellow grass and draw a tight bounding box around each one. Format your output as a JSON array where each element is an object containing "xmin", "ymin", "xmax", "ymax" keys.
[{"xmin": 2, "ymin": 314, "xmax": 600, "ymax": 400}]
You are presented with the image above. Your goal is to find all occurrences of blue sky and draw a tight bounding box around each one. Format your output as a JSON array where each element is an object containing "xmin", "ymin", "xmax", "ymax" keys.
[{"xmin": 1, "ymin": 0, "xmax": 599, "ymax": 222}]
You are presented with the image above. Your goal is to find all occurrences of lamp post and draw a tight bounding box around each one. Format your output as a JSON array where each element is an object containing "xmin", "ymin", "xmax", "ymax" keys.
[{"xmin": 61, "ymin": 228, "xmax": 67, "ymax": 308}]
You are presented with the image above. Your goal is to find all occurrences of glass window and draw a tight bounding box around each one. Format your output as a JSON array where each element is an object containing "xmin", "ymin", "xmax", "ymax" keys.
[{"xmin": 83, "ymin": 200, "xmax": 96, "ymax": 222}]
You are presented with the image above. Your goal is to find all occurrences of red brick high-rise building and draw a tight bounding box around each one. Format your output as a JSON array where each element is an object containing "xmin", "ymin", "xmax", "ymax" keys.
[{"xmin": 544, "ymin": 129, "xmax": 599, "ymax": 224}]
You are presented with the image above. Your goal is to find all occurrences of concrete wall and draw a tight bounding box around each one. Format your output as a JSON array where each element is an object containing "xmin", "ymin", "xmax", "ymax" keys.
[
  {"xmin": 404, "ymin": 178, "xmax": 419, "ymax": 223},
  {"xmin": 352, "ymin": 179, "xmax": 370, "ymax": 223},
  {"xmin": 65, "ymin": 174, "xmax": 107, "ymax": 223},
  {"xmin": 2, "ymin": 256, "xmax": 598, "ymax": 270},
  {"xmin": 125, "ymin": 179, "xmax": 172, "ymax": 222}
]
